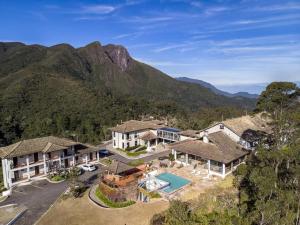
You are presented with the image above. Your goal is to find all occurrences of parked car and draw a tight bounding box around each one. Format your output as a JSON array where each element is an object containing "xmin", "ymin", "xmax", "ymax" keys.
[
  {"xmin": 79, "ymin": 164, "xmax": 96, "ymax": 172},
  {"xmin": 99, "ymin": 149, "xmax": 109, "ymax": 156}
]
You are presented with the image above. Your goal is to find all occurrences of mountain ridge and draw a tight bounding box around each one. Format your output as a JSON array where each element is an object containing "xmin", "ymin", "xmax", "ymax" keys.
[
  {"xmin": 176, "ymin": 77, "xmax": 259, "ymax": 99},
  {"xmin": 0, "ymin": 41, "xmax": 256, "ymax": 144}
]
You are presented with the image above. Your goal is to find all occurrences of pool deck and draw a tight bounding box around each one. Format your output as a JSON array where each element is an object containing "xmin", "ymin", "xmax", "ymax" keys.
[{"xmin": 154, "ymin": 164, "xmax": 222, "ymax": 201}]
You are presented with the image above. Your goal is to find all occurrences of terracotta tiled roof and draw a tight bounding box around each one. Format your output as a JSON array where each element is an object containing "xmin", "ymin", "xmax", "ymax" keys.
[
  {"xmin": 202, "ymin": 113, "xmax": 272, "ymax": 137},
  {"xmin": 179, "ymin": 130, "xmax": 200, "ymax": 138},
  {"xmin": 222, "ymin": 113, "xmax": 271, "ymax": 136},
  {"xmin": 170, "ymin": 133, "xmax": 248, "ymax": 164},
  {"xmin": 0, "ymin": 136, "xmax": 77, "ymax": 158},
  {"xmin": 139, "ymin": 131, "xmax": 158, "ymax": 141},
  {"xmin": 111, "ymin": 120, "xmax": 163, "ymax": 133},
  {"xmin": 107, "ymin": 161, "xmax": 134, "ymax": 174}
]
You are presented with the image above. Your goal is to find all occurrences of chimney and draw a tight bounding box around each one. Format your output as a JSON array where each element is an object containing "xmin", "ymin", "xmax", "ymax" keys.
[{"xmin": 203, "ymin": 131, "xmax": 209, "ymax": 143}]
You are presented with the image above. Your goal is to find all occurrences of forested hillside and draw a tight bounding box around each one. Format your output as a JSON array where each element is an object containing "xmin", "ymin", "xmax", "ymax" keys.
[
  {"xmin": 151, "ymin": 82, "xmax": 300, "ymax": 225},
  {"xmin": 0, "ymin": 41, "xmax": 255, "ymax": 145}
]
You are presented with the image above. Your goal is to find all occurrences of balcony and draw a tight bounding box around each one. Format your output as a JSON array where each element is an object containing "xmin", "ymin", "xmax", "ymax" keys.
[{"xmin": 157, "ymin": 131, "xmax": 180, "ymax": 141}]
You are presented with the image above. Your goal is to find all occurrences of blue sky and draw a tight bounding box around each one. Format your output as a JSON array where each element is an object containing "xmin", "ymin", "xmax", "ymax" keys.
[{"xmin": 0, "ymin": 0, "xmax": 299, "ymax": 91}]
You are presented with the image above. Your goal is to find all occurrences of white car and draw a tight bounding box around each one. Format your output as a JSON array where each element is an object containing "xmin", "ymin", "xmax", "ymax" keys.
[{"xmin": 79, "ymin": 164, "xmax": 96, "ymax": 172}]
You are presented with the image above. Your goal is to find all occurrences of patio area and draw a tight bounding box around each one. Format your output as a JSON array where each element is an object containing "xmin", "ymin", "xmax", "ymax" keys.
[{"xmin": 147, "ymin": 160, "xmax": 222, "ymax": 201}]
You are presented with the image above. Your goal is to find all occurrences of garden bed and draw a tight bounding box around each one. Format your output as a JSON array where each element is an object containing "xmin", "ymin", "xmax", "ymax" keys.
[
  {"xmin": 95, "ymin": 187, "xmax": 135, "ymax": 208},
  {"xmin": 116, "ymin": 146, "xmax": 147, "ymax": 157},
  {"xmin": 47, "ymin": 175, "xmax": 66, "ymax": 183},
  {"xmin": 128, "ymin": 159, "xmax": 145, "ymax": 167}
]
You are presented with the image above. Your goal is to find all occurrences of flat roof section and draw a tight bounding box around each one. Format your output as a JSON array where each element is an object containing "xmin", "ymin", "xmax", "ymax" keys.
[{"xmin": 159, "ymin": 127, "xmax": 181, "ymax": 133}]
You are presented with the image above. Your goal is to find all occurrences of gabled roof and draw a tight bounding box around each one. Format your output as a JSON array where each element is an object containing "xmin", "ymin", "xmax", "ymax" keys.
[
  {"xmin": 222, "ymin": 113, "xmax": 271, "ymax": 136},
  {"xmin": 110, "ymin": 120, "xmax": 163, "ymax": 133},
  {"xmin": 202, "ymin": 113, "xmax": 272, "ymax": 137},
  {"xmin": 139, "ymin": 131, "xmax": 158, "ymax": 141},
  {"xmin": 107, "ymin": 161, "xmax": 134, "ymax": 175},
  {"xmin": 170, "ymin": 132, "xmax": 248, "ymax": 164},
  {"xmin": 180, "ymin": 130, "xmax": 200, "ymax": 138},
  {"xmin": 0, "ymin": 136, "xmax": 77, "ymax": 158},
  {"xmin": 42, "ymin": 143, "xmax": 69, "ymax": 153}
]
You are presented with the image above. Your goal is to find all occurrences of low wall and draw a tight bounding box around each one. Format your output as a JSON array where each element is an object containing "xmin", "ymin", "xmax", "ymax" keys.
[{"xmin": 99, "ymin": 180, "xmax": 138, "ymax": 202}]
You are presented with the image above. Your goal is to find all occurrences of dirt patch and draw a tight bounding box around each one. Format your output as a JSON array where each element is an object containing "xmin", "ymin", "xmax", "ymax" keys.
[{"xmin": 37, "ymin": 192, "xmax": 169, "ymax": 225}]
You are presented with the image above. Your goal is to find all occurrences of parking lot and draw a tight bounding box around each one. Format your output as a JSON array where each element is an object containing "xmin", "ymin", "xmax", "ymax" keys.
[{"xmin": 0, "ymin": 165, "xmax": 103, "ymax": 225}]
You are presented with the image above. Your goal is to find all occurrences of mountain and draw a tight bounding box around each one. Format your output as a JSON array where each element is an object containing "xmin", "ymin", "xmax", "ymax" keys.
[
  {"xmin": 0, "ymin": 41, "xmax": 256, "ymax": 144},
  {"xmin": 176, "ymin": 77, "xmax": 259, "ymax": 99}
]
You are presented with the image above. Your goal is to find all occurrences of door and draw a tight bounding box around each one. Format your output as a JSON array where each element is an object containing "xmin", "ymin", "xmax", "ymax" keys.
[
  {"xmin": 14, "ymin": 171, "xmax": 19, "ymax": 181},
  {"xmin": 89, "ymin": 152, "xmax": 93, "ymax": 160},
  {"xmin": 13, "ymin": 157, "xmax": 18, "ymax": 167},
  {"xmin": 35, "ymin": 166, "xmax": 40, "ymax": 175},
  {"xmin": 34, "ymin": 152, "xmax": 39, "ymax": 162},
  {"xmin": 64, "ymin": 158, "xmax": 69, "ymax": 168}
]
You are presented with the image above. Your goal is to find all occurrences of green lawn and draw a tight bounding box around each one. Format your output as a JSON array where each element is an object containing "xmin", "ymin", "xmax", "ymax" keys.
[
  {"xmin": 128, "ymin": 159, "xmax": 145, "ymax": 167},
  {"xmin": 116, "ymin": 147, "xmax": 147, "ymax": 157},
  {"xmin": 95, "ymin": 187, "xmax": 135, "ymax": 208}
]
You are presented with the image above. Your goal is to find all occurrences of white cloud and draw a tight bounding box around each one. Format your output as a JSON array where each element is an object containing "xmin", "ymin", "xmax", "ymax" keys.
[
  {"xmin": 252, "ymin": 2, "xmax": 300, "ymax": 11},
  {"xmin": 81, "ymin": 5, "xmax": 116, "ymax": 14}
]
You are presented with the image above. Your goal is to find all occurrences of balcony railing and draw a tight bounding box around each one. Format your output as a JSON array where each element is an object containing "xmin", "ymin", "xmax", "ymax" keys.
[{"xmin": 157, "ymin": 131, "xmax": 180, "ymax": 141}]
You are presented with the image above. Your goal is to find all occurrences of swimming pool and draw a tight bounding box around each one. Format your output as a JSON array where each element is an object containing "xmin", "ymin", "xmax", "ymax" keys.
[{"xmin": 156, "ymin": 173, "xmax": 190, "ymax": 193}]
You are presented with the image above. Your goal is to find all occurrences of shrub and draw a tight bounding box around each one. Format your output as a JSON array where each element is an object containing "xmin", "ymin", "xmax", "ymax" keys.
[
  {"xmin": 168, "ymin": 153, "xmax": 175, "ymax": 161},
  {"xmin": 151, "ymin": 213, "xmax": 166, "ymax": 225},
  {"xmin": 149, "ymin": 191, "xmax": 161, "ymax": 198},
  {"xmin": 95, "ymin": 187, "xmax": 135, "ymax": 208},
  {"xmin": 126, "ymin": 150, "xmax": 147, "ymax": 157},
  {"xmin": 125, "ymin": 145, "xmax": 141, "ymax": 151},
  {"xmin": 70, "ymin": 182, "xmax": 87, "ymax": 198},
  {"xmin": 51, "ymin": 175, "xmax": 65, "ymax": 182}
]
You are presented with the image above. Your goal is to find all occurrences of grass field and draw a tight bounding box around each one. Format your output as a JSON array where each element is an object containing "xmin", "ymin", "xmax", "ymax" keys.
[{"xmin": 37, "ymin": 191, "xmax": 169, "ymax": 225}]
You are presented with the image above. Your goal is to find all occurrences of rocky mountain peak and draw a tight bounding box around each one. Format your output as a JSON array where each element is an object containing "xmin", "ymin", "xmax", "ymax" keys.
[{"xmin": 103, "ymin": 44, "xmax": 132, "ymax": 71}]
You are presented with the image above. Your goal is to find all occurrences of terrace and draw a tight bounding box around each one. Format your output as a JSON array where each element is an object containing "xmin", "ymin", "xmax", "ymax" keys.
[{"xmin": 157, "ymin": 127, "xmax": 181, "ymax": 142}]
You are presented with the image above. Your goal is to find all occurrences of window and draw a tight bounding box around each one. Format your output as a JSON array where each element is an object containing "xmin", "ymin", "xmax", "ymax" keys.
[
  {"xmin": 122, "ymin": 134, "xmax": 124, "ymax": 140},
  {"xmin": 135, "ymin": 141, "xmax": 138, "ymax": 146},
  {"xmin": 113, "ymin": 140, "xmax": 116, "ymax": 146},
  {"xmin": 113, "ymin": 132, "xmax": 116, "ymax": 137},
  {"xmin": 126, "ymin": 133, "xmax": 130, "ymax": 139},
  {"xmin": 220, "ymin": 124, "xmax": 224, "ymax": 129},
  {"xmin": 122, "ymin": 143, "xmax": 124, "ymax": 149},
  {"xmin": 127, "ymin": 142, "xmax": 130, "ymax": 148},
  {"xmin": 134, "ymin": 133, "xmax": 138, "ymax": 138}
]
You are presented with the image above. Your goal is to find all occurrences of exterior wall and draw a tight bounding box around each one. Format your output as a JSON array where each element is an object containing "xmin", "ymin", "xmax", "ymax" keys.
[
  {"xmin": 180, "ymin": 135, "xmax": 195, "ymax": 141},
  {"xmin": 112, "ymin": 129, "xmax": 156, "ymax": 149},
  {"xmin": 2, "ymin": 146, "xmax": 100, "ymax": 188},
  {"xmin": 200, "ymin": 123, "xmax": 242, "ymax": 143}
]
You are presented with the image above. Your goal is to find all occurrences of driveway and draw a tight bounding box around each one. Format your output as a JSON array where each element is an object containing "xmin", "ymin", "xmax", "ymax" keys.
[
  {"xmin": 0, "ymin": 165, "xmax": 103, "ymax": 225},
  {"xmin": 109, "ymin": 149, "xmax": 171, "ymax": 164},
  {"xmin": 0, "ymin": 180, "xmax": 67, "ymax": 225}
]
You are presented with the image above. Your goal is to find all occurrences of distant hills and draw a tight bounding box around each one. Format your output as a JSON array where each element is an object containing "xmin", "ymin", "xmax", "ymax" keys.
[
  {"xmin": 176, "ymin": 77, "xmax": 259, "ymax": 99},
  {"xmin": 216, "ymin": 81, "xmax": 300, "ymax": 95}
]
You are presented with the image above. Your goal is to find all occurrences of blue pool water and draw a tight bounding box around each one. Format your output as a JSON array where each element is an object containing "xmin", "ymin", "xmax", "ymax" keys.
[{"xmin": 156, "ymin": 173, "xmax": 190, "ymax": 193}]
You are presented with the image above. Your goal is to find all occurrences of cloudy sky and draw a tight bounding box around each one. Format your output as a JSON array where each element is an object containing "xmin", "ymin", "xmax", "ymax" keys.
[{"xmin": 0, "ymin": 0, "xmax": 299, "ymax": 90}]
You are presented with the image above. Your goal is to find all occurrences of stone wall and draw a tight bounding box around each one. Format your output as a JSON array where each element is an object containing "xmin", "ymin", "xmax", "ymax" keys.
[{"xmin": 99, "ymin": 180, "xmax": 138, "ymax": 202}]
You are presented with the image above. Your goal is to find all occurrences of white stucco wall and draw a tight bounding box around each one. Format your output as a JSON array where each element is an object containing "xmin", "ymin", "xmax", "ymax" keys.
[
  {"xmin": 180, "ymin": 135, "xmax": 195, "ymax": 141},
  {"xmin": 200, "ymin": 123, "xmax": 241, "ymax": 143},
  {"xmin": 112, "ymin": 129, "xmax": 157, "ymax": 149}
]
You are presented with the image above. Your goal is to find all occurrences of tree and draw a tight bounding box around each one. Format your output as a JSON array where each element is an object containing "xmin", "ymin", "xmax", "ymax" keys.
[{"xmin": 234, "ymin": 82, "xmax": 300, "ymax": 225}]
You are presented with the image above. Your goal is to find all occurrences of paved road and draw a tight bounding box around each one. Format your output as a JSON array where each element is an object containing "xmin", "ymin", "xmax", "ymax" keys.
[
  {"xmin": 0, "ymin": 180, "xmax": 67, "ymax": 225},
  {"xmin": 109, "ymin": 149, "xmax": 171, "ymax": 164},
  {"xmin": 0, "ymin": 166, "xmax": 103, "ymax": 225}
]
